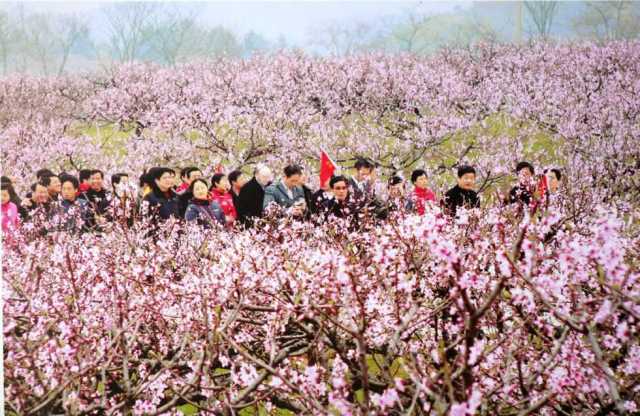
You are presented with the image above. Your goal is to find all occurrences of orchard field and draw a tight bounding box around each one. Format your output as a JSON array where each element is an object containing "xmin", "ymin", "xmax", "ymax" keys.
[{"xmin": 1, "ymin": 41, "xmax": 640, "ymax": 415}]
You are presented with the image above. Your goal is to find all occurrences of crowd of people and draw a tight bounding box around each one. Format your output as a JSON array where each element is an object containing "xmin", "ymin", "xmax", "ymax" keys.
[{"xmin": 0, "ymin": 158, "xmax": 562, "ymax": 239}]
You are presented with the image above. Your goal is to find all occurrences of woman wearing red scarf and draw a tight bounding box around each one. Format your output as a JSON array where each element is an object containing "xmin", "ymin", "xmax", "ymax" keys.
[
  {"xmin": 407, "ymin": 169, "xmax": 436, "ymax": 215},
  {"xmin": 209, "ymin": 173, "xmax": 237, "ymax": 226}
]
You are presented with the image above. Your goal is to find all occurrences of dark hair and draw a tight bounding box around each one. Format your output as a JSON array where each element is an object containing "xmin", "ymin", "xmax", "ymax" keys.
[
  {"xmin": 60, "ymin": 175, "xmax": 79, "ymax": 190},
  {"xmin": 211, "ymin": 173, "xmax": 226, "ymax": 188},
  {"xmin": 1, "ymin": 181, "xmax": 14, "ymax": 193},
  {"xmin": 188, "ymin": 178, "xmax": 209, "ymax": 199},
  {"xmin": 283, "ymin": 164, "xmax": 303, "ymax": 177},
  {"xmin": 148, "ymin": 167, "xmax": 176, "ymax": 196},
  {"xmin": 354, "ymin": 158, "xmax": 374, "ymax": 171},
  {"xmin": 1, "ymin": 181, "xmax": 20, "ymax": 205},
  {"xmin": 388, "ymin": 174, "xmax": 403, "ymax": 186},
  {"xmin": 149, "ymin": 167, "xmax": 175, "ymax": 181},
  {"xmin": 411, "ymin": 169, "xmax": 427, "ymax": 184},
  {"xmin": 31, "ymin": 182, "xmax": 47, "ymax": 192},
  {"xmin": 330, "ymin": 175, "xmax": 349, "ymax": 188},
  {"xmin": 457, "ymin": 165, "xmax": 476, "ymax": 178},
  {"xmin": 228, "ymin": 170, "xmax": 243, "ymax": 184},
  {"xmin": 79, "ymin": 169, "xmax": 92, "ymax": 183},
  {"xmin": 545, "ymin": 168, "xmax": 562, "ymax": 181},
  {"xmin": 36, "ymin": 168, "xmax": 55, "ymax": 180},
  {"xmin": 139, "ymin": 171, "xmax": 149, "ymax": 187},
  {"xmin": 111, "ymin": 173, "xmax": 128, "ymax": 185},
  {"xmin": 180, "ymin": 167, "xmax": 200, "ymax": 180},
  {"xmin": 90, "ymin": 169, "xmax": 104, "ymax": 179},
  {"xmin": 1, "ymin": 176, "xmax": 12, "ymax": 186},
  {"xmin": 516, "ymin": 161, "xmax": 535, "ymax": 175},
  {"xmin": 40, "ymin": 174, "xmax": 59, "ymax": 187}
]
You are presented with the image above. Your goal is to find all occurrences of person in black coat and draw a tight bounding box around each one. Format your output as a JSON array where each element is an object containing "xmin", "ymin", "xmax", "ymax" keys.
[
  {"xmin": 348, "ymin": 158, "xmax": 376, "ymax": 200},
  {"xmin": 323, "ymin": 175, "xmax": 387, "ymax": 230},
  {"xmin": 142, "ymin": 167, "xmax": 180, "ymax": 222},
  {"xmin": 442, "ymin": 165, "xmax": 480, "ymax": 217},
  {"xmin": 228, "ymin": 170, "xmax": 248, "ymax": 211},
  {"xmin": 236, "ymin": 165, "xmax": 273, "ymax": 228},
  {"xmin": 77, "ymin": 169, "xmax": 112, "ymax": 231},
  {"xmin": 507, "ymin": 161, "xmax": 535, "ymax": 206},
  {"xmin": 184, "ymin": 179, "xmax": 225, "ymax": 228}
]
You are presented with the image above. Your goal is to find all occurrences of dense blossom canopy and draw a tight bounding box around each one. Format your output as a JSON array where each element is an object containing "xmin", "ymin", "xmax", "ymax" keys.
[{"xmin": 2, "ymin": 41, "xmax": 639, "ymax": 415}]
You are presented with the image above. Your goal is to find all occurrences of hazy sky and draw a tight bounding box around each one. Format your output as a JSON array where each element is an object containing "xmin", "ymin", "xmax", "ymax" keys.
[{"xmin": 21, "ymin": 1, "xmax": 474, "ymax": 45}]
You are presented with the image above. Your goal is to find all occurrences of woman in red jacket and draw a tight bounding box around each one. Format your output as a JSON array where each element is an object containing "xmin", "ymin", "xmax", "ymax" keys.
[
  {"xmin": 407, "ymin": 169, "xmax": 436, "ymax": 215},
  {"xmin": 209, "ymin": 173, "xmax": 237, "ymax": 226}
]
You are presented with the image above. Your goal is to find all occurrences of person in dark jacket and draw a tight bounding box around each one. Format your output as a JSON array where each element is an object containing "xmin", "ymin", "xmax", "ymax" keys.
[
  {"xmin": 175, "ymin": 167, "xmax": 202, "ymax": 217},
  {"xmin": 185, "ymin": 179, "xmax": 224, "ymax": 228},
  {"xmin": 386, "ymin": 174, "xmax": 407, "ymax": 215},
  {"xmin": 228, "ymin": 170, "xmax": 248, "ymax": 210},
  {"xmin": 176, "ymin": 167, "xmax": 202, "ymax": 194},
  {"xmin": 79, "ymin": 170, "xmax": 111, "ymax": 215},
  {"xmin": 142, "ymin": 167, "xmax": 180, "ymax": 222},
  {"xmin": 323, "ymin": 175, "xmax": 387, "ymax": 228},
  {"xmin": 78, "ymin": 169, "xmax": 112, "ymax": 231},
  {"xmin": 78, "ymin": 169, "xmax": 93, "ymax": 194},
  {"xmin": 442, "ymin": 165, "xmax": 480, "ymax": 217},
  {"xmin": 300, "ymin": 171, "xmax": 320, "ymax": 216},
  {"xmin": 348, "ymin": 158, "xmax": 376, "ymax": 200},
  {"xmin": 54, "ymin": 175, "xmax": 92, "ymax": 233},
  {"xmin": 236, "ymin": 165, "xmax": 273, "ymax": 228},
  {"xmin": 507, "ymin": 161, "xmax": 535, "ymax": 206},
  {"xmin": 40, "ymin": 174, "xmax": 61, "ymax": 201},
  {"xmin": 323, "ymin": 176, "xmax": 353, "ymax": 219},
  {"xmin": 23, "ymin": 182, "xmax": 54, "ymax": 236}
]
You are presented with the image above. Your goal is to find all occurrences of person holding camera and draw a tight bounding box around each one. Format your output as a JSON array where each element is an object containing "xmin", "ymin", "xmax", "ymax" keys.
[{"xmin": 262, "ymin": 164, "xmax": 307, "ymax": 218}]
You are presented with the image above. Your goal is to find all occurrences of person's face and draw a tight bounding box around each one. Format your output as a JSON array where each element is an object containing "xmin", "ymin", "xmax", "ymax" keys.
[
  {"xmin": 33, "ymin": 184, "xmax": 50, "ymax": 204},
  {"xmin": 548, "ymin": 172, "xmax": 559, "ymax": 193},
  {"xmin": 48, "ymin": 176, "xmax": 61, "ymax": 196},
  {"xmin": 356, "ymin": 167, "xmax": 373, "ymax": 182},
  {"xmin": 518, "ymin": 168, "xmax": 533, "ymax": 185},
  {"xmin": 389, "ymin": 183, "xmax": 403, "ymax": 197},
  {"xmin": 114, "ymin": 176, "xmax": 129, "ymax": 196},
  {"xmin": 89, "ymin": 173, "xmax": 104, "ymax": 191},
  {"xmin": 156, "ymin": 172, "xmax": 175, "ymax": 192},
  {"xmin": 1, "ymin": 189, "xmax": 9, "ymax": 205},
  {"xmin": 61, "ymin": 181, "xmax": 77, "ymax": 201},
  {"xmin": 187, "ymin": 170, "xmax": 202, "ymax": 184},
  {"xmin": 236, "ymin": 174, "xmax": 249, "ymax": 189},
  {"xmin": 415, "ymin": 174, "xmax": 428, "ymax": 189},
  {"xmin": 284, "ymin": 174, "xmax": 302, "ymax": 189},
  {"xmin": 256, "ymin": 168, "xmax": 274, "ymax": 187},
  {"xmin": 193, "ymin": 181, "xmax": 209, "ymax": 200},
  {"xmin": 458, "ymin": 173, "xmax": 476, "ymax": 191},
  {"xmin": 332, "ymin": 181, "xmax": 349, "ymax": 201},
  {"xmin": 216, "ymin": 176, "xmax": 231, "ymax": 192}
]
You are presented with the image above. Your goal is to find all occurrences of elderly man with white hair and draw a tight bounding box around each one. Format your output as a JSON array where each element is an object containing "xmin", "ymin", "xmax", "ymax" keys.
[{"xmin": 236, "ymin": 164, "xmax": 274, "ymax": 228}]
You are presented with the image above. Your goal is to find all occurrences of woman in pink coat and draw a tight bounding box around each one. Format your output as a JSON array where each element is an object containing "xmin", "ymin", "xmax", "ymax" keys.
[{"xmin": 1, "ymin": 182, "xmax": 20, "ymax": 237}]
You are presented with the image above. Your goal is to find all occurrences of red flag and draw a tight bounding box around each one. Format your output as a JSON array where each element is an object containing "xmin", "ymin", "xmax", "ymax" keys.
[
  {"xmin": 531, "ymin": 174, "xmax": 548, "ymax": 214},
  {"xmin": 319, "ymin": 149, "xmax": 337, "ymax": 188},
  {"xmin": 537, "ymin": 174, "xmax": 548, "ymax": 202}
]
